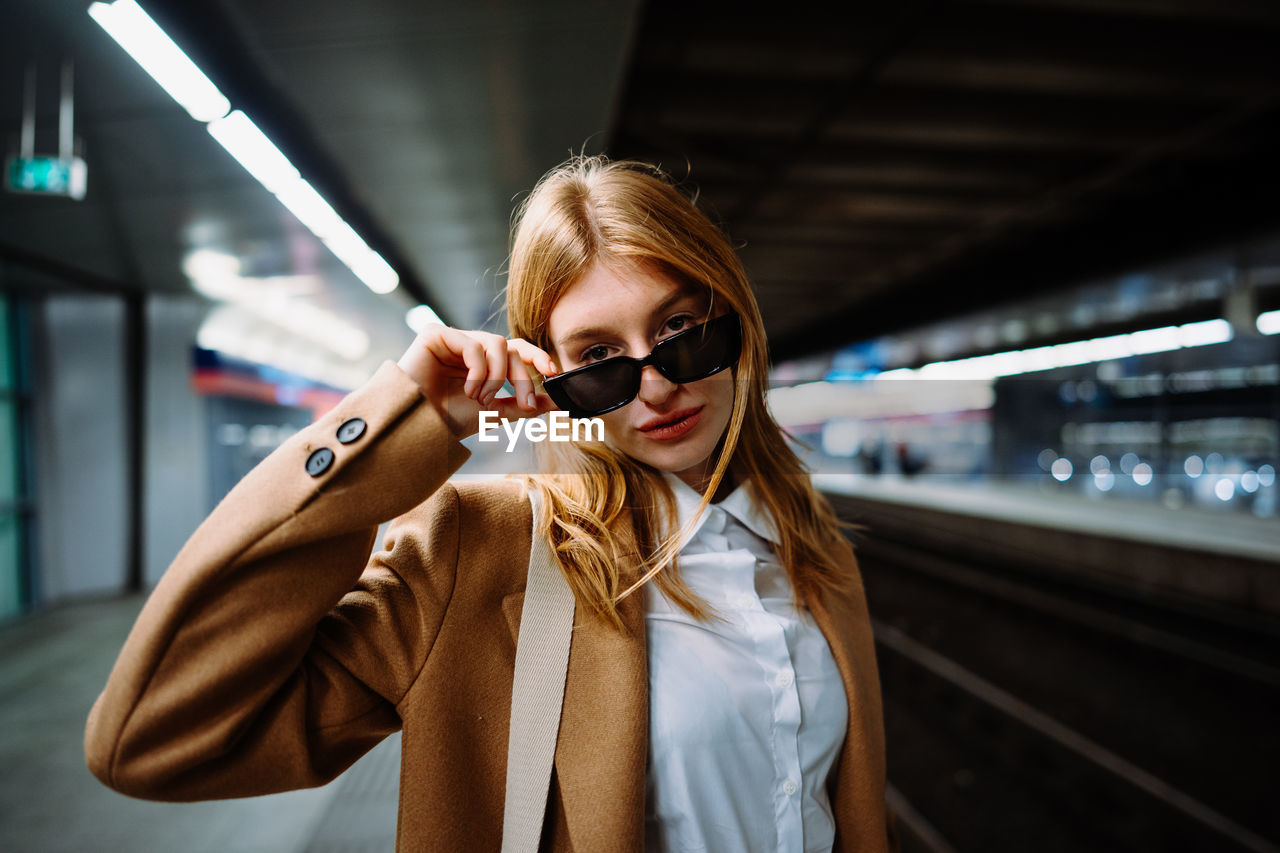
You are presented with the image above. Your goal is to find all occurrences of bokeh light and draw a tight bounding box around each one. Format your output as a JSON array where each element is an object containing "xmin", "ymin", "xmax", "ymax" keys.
[{"xmin": 1214, "ymin": 478, "xmax": 1234, "ymax": 501}]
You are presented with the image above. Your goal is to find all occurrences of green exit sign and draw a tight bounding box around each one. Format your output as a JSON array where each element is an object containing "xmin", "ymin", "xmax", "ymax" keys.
[{"xmin": 5, "ymin": 155, "xmax": 87, "ymax": 200}]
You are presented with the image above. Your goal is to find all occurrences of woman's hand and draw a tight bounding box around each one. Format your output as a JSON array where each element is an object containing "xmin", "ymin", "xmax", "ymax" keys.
[{"xmin": 396, "ymin": 324, "xmax": 560, "ymax": 439}]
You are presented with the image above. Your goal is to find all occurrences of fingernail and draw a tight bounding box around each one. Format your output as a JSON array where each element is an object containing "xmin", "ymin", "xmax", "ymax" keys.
[{"xmin": 525, "ymin": 392, "xmax": 534, "ymax": 408}]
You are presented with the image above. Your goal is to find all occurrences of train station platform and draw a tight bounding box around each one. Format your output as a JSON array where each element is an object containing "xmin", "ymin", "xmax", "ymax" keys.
[
  {"xmin": 0, "ymin": 596, "xmax": 401, "ymax": 852},
  {"xmin": 816, "ymin": 473, "xmax": 1280, "ymax": 619}
]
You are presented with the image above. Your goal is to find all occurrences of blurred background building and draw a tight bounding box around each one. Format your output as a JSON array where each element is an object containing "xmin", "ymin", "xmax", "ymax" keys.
[{"xmin": 1, "ymin": 1, "xmax": 1277, "ymax": 851}]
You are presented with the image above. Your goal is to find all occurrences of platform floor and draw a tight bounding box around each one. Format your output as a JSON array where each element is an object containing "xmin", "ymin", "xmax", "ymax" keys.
[
  {"xmin": 0, "ymin": 595, "xmax": 402, "ymax": 853},
  {"xmin": 813, "ymin": 472, "xmax": 1280, "ymax": 563}
]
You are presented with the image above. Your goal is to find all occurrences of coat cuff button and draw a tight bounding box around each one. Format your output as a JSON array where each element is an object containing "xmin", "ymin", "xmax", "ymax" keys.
[
  {"xmin": 336, "ymin": 417, "xmax": 367, "ymax": 444},
  {"xmin": 306, "ymin": 447, "xmax": 335, "ymax": 477}
]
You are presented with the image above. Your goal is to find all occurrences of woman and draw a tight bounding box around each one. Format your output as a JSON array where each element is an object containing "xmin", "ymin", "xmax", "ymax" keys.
[{"xmin": 85, "ymin": 156, "xmax": 896, "ymax": 852}]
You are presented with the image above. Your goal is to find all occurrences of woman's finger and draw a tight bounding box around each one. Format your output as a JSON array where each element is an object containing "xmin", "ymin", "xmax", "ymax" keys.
[
  {"xmin": 506, "ymin": 348, "xmax": 538, "ymax": 411},
  {"xmin": 489, "ymin": 392, "xmax": 565, "ymax": 423},
  {"xmin": 508, "ymin": 338, "xmax": 559, "ymax": 379},
  {"xmin": 475, "ymin": 333, "xmax": 509, "ymax": 405},
  {"xmin": 427, "ymin": 327, "xmax": 488, "ymax": 397}
]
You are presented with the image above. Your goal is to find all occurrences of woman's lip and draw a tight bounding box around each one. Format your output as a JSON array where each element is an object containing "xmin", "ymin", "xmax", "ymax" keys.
[{"xmin": 639, "ymin": 407, "xmax": 703, "ymax": 441}]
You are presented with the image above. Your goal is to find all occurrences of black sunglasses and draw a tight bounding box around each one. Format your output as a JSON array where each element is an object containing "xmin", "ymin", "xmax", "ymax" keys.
[{"xmin": 542, "ymin": 312, "xmax": 742, "ymax": 418}]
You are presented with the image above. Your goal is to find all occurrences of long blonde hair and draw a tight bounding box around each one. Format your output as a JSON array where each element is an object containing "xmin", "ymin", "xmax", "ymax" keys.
[{"xmin": 506, "ymin": 156, "xmax": 855, "ymax": 631}]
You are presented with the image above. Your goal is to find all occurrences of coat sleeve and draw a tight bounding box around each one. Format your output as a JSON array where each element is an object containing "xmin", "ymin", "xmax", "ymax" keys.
[{"xmin": 84, "ymin": 360, "xmax": 474, "ymax": 801}]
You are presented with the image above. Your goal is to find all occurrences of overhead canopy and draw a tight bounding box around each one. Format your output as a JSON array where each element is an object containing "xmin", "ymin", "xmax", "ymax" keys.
[
  {"xmin": 2, "ymin": 0, "xmax": 1279, "ymax": 375},
  {"xmin": 609, "ymin": 0, "xmax": 1280, "ymax": 360}
]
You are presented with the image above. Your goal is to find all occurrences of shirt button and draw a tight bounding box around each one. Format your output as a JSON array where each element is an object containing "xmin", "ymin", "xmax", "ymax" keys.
[
  {"xmin": 775, "ymin": 671, "xmax": 793, "ymax": 687},
  {"xmin": 783, "ymin": 779, "xmax": 798, "ymax": 796},
  {"xmin": 336, "ymin": 417, "xmax": 366, "ymax": 444}
]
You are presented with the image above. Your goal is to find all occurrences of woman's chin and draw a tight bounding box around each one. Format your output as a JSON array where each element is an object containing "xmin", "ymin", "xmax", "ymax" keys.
[{"xmin": 624, "ymin": 436, "xmax": 719, "ymax": 480}]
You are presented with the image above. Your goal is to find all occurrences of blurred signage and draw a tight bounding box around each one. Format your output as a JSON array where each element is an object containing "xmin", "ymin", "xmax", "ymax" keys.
[
  {"xmin": 191, "ymin": 347, "xmax": 347, "ymax": 417},
  {"xmin": 824, "ymin": 340, "xmax": 887, "ymax": 380},
  {"xmin": 5, "ymin": 155, "xmax": 87, "ymax": 200}
]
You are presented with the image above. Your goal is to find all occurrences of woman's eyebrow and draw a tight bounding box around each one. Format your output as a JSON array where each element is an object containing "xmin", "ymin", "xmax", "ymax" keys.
[
  {"xmin": 557, "ymin": 325, "xmax": 615, "ymax": 352},
  {"xmin": 556, "ymin": 288, "xmax": 705, "ymax": 350}
]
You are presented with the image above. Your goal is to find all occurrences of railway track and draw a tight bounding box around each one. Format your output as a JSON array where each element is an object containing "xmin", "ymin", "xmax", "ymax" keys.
[{"xmin": 853, "ymin": 534, "xmax": 1280, "ymax": 852}]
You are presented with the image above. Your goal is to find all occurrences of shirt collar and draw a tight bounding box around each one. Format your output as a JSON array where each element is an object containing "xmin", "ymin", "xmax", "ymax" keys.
[{"xmin": 661, "ymin": 470, "xmax": 780, "ymax": 545}]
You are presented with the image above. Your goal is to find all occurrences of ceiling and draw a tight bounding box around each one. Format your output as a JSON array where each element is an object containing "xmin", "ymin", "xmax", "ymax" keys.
[
  {"xmin": 3, "ymin": 0, "xmax": 1280, "ymax": 381},
  {"xmin": 1, "ymin": 0, "xmax": 639, "ymax": 381},
  {"xmin": 610, "ymin": 0, "xmax": 1280, "ymax": 361}
]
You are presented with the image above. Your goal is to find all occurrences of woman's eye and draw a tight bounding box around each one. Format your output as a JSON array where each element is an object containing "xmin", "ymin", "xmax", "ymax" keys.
[
  {"xmin": 582, "ymin": 345, "xmax": 610, "ymax": 363},
  {"xmin": 664, "ymin": 314, "xmax": 695, "ymax": 334}
]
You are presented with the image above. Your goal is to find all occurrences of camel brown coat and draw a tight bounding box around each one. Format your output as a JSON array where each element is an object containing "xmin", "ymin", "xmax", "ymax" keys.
[{"xmin": 85, "ymin": 361, "xmax": 894, "ymax": 852}]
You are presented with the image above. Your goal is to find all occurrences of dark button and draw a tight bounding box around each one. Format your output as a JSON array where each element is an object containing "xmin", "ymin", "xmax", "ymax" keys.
[
  {"xmin": 306, "ymin": 447, "xmax": 335, "ymax": 477},
  {"xmin": 336, "ymin": 417, "xmax": 367, "ymax": 444}
]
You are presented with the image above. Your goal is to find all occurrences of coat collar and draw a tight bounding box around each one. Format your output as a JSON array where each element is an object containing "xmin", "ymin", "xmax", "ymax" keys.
[{"xmin": 505, "ymin": 520, "xmax": 886, "ymax": 851}]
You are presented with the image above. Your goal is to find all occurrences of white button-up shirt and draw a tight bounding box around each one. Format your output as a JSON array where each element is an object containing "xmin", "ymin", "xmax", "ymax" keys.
[{"xmin": 644, "ymin": 472, "xmax": 849, "ymax": 853}]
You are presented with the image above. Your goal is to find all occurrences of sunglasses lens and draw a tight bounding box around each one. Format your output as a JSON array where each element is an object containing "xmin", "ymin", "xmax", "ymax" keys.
[
  {"xmin": 548, "ymin": 359, "xmax": 638, "ymax": 416},
  {"xmin": 655, "ymin": 314, "xmax": 740, "ymax": 382},
  {"xmin": 543, "ymin": 313, "xmax": 741, "ymax": 418}
]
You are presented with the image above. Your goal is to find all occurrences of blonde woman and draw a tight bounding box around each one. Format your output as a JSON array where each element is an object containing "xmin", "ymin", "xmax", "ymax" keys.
[{"xmin": 86, "ymin": 156, "xmax": 897, "ymax": 852}]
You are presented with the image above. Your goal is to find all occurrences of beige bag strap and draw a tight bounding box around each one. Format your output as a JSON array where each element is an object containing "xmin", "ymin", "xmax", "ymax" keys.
[{"xmin": 501, "ymin": 489, "xmax": 575, "ymax": 853}]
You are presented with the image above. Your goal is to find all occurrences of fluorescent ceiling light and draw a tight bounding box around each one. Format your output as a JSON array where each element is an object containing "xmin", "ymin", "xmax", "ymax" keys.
[
  {"xmin": 88, "ymin": 0, "xmax": 230, "ymax": 121},
  {"xmin": 348, "ymin": 251, "xmax": 399, "ymax": 295},
  {"xmin": 1127, "ymin": 326, "xmax": 1180, "ymax": 354},
  {"xmin": 204, "ymin": 116, "xmax": 400, "ymax": 295},
  {"xmin": 215, "ymin": 293, "xmax": 369, "ymax": 362},
  {"xmin": 274, "ymin": 179, "xmax": 344, "ymax": 238},
  {"xmin": 320, "ymin": 224, "xmax": 400, "ymax": 295},
  {"xmin": 90, "ymin": 1, "xmax": 407, "ymax": 300},
  {"xmin": 182, "ymin": 248, "xmax": 244, "ymax": 300},
  {"xmin": 850, "ymin": 318, "xmax": 1236, "ymax": 381},
  {"xmin": 1049, "ymin": 340, "xmax": 1094, "ymax": 368},
  {"xmin": 1255, "ymin": 310, "xmax": 1280, "ymax": 335},
  {"xmin": 1019, "ymin": 345, "xmax": 1057, "ymax": 373},
  {"xmin": 207, "ymin": 111, "xmax": 299, "ymax": 193},
  {"xmin": 406, "ymin": 304, "xmax": 444, "ymax": 334},
  {"xmin": 1084, "ymin": 333, "xmax": 1133, "ymax": 362},
  {"xmin": 1177, "ymin": 319, "xmax": 1232, "ymax": 347},
  {"xmin": 766, "ymin": 378, "xmax": 993, "ymax": 425},
  {"xmin": 321, "ymin": 222, "xmax": 373, "ymax": 267},
  {"xmin": 197, "ymin": 306, "xmax": 367, "ymax": 390}
]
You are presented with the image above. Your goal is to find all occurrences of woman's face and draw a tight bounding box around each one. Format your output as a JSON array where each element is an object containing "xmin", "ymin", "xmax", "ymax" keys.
[{"xmin": 545, "ymin": 261, "xmax": 736, "ymax": 492}]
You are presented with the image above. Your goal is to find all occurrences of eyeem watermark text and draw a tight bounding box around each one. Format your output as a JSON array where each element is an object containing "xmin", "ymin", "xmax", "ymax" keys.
[{"xmin": 477, "ymin": 411, "xmax": 605, "ymax": 452}]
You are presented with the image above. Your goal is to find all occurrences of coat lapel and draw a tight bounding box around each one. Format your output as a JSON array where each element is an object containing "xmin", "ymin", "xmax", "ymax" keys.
[{"xmin": 806, "ymin": 548, "xmax": 890, "ymax": 853}]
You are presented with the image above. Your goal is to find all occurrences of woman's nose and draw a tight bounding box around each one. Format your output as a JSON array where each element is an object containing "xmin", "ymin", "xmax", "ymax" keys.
[{"xmin": 637, "ymin": 364, "xmax": 678, "ymax": 406}]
